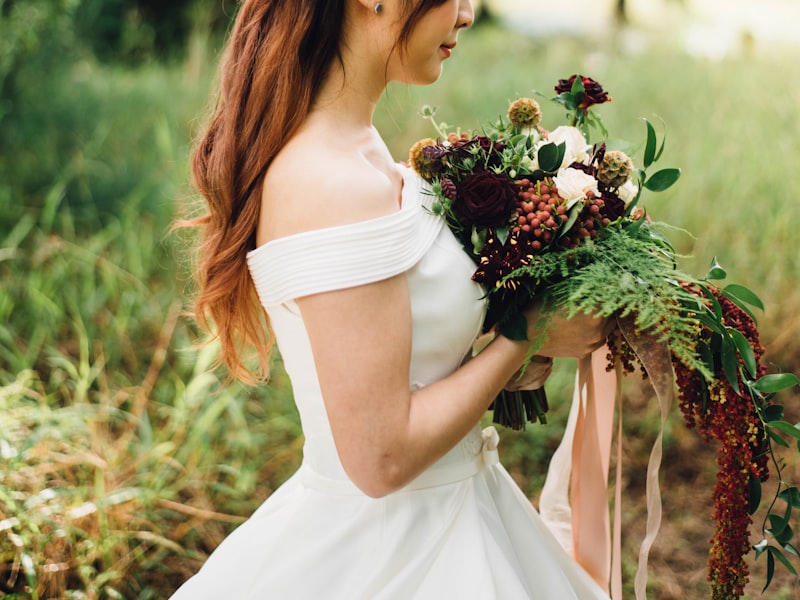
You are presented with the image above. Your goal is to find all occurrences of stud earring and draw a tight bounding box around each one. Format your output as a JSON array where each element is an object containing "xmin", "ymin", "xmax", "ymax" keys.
[{"xmin": 374, "ymin": 2, "xmax": 384, "ymax": 15}]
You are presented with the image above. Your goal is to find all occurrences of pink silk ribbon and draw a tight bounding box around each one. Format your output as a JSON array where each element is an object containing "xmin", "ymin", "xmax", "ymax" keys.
[{"xmin": 539, "ymin": 318, "xmax": 675, "ymax": 600}]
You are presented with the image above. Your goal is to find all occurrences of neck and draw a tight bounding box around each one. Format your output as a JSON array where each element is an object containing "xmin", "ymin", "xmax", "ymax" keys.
[
  {"xmin": 311, "ymin": 60, "xmax": 384, "ymax": 131},
  {"xmin": 309, "ymin": 5, "xmax": 394, "ymax": 131}
]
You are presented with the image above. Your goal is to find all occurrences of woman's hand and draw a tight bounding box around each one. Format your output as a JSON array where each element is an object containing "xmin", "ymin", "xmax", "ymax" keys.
[
  {"xmin": 524, "ymin": 305, "xmax": 614, "ymax": 359},
  {"xmin": 504, "ymin": 355, "xmax": 552, "ymax": 391}
]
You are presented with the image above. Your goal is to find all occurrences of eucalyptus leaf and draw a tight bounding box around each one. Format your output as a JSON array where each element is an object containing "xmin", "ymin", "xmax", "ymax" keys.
[
  {"xmin": 643, "ymin": 168, "xmax": 681, "ymax": 192},
  {"xmin": 755, "ymin": 373, "xmax": 800, "ymax": 393}
]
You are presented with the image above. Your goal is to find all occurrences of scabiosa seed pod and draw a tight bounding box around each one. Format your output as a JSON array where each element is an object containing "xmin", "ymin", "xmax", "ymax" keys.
[
  {"xmin": 507, "ymin": 98, "xmax": 542, "ymax": 129},
  {"xmin": 597, "ymin": 150, "xmax": 634, "ymax": 188},
  {"xmin": 408, "ymin": 137, "xmax": 439, "ymax": 181}
]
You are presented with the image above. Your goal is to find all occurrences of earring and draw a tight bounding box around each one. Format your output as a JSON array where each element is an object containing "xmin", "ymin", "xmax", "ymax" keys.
[{"xmin": 374, "ymin": 2, "xmax": 384, "ymax": 15}]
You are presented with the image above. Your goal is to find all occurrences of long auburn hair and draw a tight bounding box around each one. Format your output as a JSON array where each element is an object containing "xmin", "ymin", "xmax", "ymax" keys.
[{"xmin": 188, "ymin": 0, "xmax": 448, "ymax": 383}]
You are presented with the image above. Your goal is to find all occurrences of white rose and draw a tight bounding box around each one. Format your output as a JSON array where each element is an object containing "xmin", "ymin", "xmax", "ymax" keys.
[
  {"xmin": 546, "ymin": 126, "xmax": 591, "ymax": 168},
  {"xmin": 618, "ymin": 180, "xmax": 639, "ymax": 206},
  {"xmin": 553, "ymin": 168, "xmax": 599, "ymax": 209}
]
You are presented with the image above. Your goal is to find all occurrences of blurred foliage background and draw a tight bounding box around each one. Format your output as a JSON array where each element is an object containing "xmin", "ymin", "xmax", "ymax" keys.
[{"xmin": 1, "ymin": 0, "xmax": 798, "ymax": 598}]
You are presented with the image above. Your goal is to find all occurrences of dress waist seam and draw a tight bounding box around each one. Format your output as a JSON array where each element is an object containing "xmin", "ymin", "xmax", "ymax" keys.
[{"xmin": 299, "ymin": 454, "xmax": 485, "ymax": 497}]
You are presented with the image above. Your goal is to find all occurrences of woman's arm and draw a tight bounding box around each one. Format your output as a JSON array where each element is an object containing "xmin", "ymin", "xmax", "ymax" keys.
[
  {"xmin": 298, "ymin": 273, "xmax": 528, "ymax": 498},
  {"xmin": 298, "ymin": 273, "xmax": 608, "ymax": 498}
]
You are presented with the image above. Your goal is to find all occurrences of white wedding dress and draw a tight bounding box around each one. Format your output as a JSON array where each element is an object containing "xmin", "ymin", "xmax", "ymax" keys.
[{"xmin": 170, "ymin": 166, "xmax": 609, "ymax": 599}]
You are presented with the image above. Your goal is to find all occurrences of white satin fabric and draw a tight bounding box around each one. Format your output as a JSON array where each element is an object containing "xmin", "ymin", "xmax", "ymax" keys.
[{"xmin": 170, "ymin": 166, "xmax": 609, "ymax": 599}]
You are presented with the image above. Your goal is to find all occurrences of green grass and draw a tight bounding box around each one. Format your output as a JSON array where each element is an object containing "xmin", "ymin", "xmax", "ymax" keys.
[{"xmin": 1, "ymin": 20, "xmax": 798, "ymax": 598}]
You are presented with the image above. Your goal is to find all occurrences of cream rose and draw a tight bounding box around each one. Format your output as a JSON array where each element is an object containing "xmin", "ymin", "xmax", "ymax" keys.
[
  {"xmin": 545, "ymin": 126, "xmax": 591, "ymax": 168},
  {"xmin": 618, "ymin": 180, "xmax": 639, "ymax": 206},
  {"xmin": 553, "ymin": 168, "xmax": 599, "ymax": 209}
]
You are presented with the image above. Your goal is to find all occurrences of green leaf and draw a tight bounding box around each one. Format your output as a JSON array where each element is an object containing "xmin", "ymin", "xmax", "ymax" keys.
[
  {"xmin": 785, "ymin": 543, "xmax": 800, "ymax": 559},
  {"xmin": 723, "ymin": 283, "xmax": 765, "ymax": 311},
  {"xmin": 643, "ymin": 168, "xmax": 681, "ymax": 192},
  {"xmin": 559, "ymin": 202, "xmax": 583, "ymax": 238},
  {"xmin": 768, "ymin": 428, "xmax": 791, "ymax": 448},
  {"xmin": 694, "ymin": 311, "xmax": 725, "ymax": 336},
  {"xmin": 643, "ymin": 119, "xmax": 657, "ymax": 169},
  {"xmin": 495, "ymin": 226, "xmax": 509, "ymax": 246},
  {"xmin": 706, "ymin": 256, "xmax": 727, "ymax": 281},
  {"xmin": 755, "ymin": 373, "xmax": 800, "ymax": 393},
  {"xmin": 720, "ymin": 337, "xmax": 741, "ymax": 394},
  {"xmin": 697, "ymin": 283, "xmax": 723, "ymax": 320},
  {"xmin": 767, "ymin": 513, "xmax": 791, "ymax": 541},
  {"xmin": 763, "ymin": 403, "xmax": 785, "ymax": 422},
  {"xmin": 749, "ymin": 474, "xmax": 762, "ymax": 515},
  {"xmin": 570, "ymin": 75, "xmax": 585, "ymax": 96},
  {"xmin": 697, "ymin": 340, "xmax": 715, "ymax": 374},
  {"xmin": 779, "ymin": 486, "xmax": 800, "ymax": 509},
  {"xmin": 728, "ymin": 327, "xmax": 758, "ymax": 378},
  {"xmin": 767, "ymin": 546, "xmax": 799, "ymax": 577},
  {"xmin": 537, "ymin": 142, "xmax": 565, "ymax": 173},
  {"xmin": 763, "ymin": 550, "xmax": 775, "ymax": 593},
  {"xmin": 767, "ymin": 420, "xmax": 800, "ymax": 440}
]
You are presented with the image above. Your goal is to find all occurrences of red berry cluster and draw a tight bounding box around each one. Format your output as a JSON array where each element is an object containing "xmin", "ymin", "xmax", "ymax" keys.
[{"xmin": 510, "ymin": 177, "xmax": 610, "ymax": 253}]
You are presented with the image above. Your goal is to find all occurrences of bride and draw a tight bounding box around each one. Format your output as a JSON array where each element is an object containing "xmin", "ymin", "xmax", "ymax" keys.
[{"xmin": 172, "ymin": 0, "xmax": 612, "ymax": 597}]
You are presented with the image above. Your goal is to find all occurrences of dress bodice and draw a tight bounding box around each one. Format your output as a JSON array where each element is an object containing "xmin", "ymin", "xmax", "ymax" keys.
[{"xmin": 246, "ymin": 166, "xmax": 487, "ymax": 482}]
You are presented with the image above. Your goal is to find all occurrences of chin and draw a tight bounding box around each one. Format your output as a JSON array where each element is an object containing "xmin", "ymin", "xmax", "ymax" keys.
[{"xmin": 408, "ymin": 68, "xmax": 444, "ymax": 86}]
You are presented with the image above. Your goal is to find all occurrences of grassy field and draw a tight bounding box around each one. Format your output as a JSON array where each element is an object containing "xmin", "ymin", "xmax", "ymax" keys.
[{"xmin": 1, "ymin": 19, "xmax": 799, "ymax": 599}]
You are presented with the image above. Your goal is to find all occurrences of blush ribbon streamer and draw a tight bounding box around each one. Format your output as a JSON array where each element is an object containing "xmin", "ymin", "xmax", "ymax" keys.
[{"xmin": 539, "ymin": 317, "xmax": 676, "ymax": 600}]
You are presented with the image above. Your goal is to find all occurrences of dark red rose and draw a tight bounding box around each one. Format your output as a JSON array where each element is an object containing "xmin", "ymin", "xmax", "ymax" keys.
[
  {"xmin": 598, "ymin": 190, "xmax": 626, "ymax": 221},
  {"xmin": 455, "ymin": 171, "xmax": 518, "ymax": 227},
  {"xmin": 555, "ymin": 74, "xmax": 611, "ymax": 109}
]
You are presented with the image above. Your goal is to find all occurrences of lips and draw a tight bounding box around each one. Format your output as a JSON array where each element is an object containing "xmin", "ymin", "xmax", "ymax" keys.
[{"xmin": 440, "ymin": 42, "xmax": 456, "ymax": 58}]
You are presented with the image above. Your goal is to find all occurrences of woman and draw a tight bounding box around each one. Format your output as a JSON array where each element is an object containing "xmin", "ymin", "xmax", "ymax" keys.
[{"xmin": 172, "ymin": 0, "xmax": 612, "ymax": 597}]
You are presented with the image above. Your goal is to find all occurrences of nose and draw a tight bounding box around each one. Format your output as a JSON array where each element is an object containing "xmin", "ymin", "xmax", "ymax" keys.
[{"xmin": 457, "ymin": 0, "xmax": 474, "ymax": 29}]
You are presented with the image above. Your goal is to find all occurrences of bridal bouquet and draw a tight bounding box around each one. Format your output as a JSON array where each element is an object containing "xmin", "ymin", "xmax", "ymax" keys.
[{"xmin": 408, "ymin": 75, "xmax": 799, "ymax": 599}]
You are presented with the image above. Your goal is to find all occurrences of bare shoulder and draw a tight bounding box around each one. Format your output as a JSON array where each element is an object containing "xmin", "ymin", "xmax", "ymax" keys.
[{"xmin": 257, "ymin": 132, "xmax": 401, "ymax": 245}]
